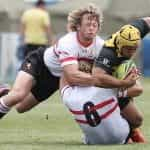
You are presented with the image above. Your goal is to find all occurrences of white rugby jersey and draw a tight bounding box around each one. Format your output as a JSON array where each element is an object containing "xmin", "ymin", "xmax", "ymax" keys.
[
  {"xmin": 61, "ymin": 86, "xmax": 129, "ymax": 144},
  {"xmin": 44, "ymin": 32, "xmax": 104, "ymax": 77}
]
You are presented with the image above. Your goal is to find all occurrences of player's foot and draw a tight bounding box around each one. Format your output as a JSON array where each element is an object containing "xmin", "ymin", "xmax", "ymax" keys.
[{"xmin": 131, "ymin": 128, "xmax": 147, "ymax": 143}]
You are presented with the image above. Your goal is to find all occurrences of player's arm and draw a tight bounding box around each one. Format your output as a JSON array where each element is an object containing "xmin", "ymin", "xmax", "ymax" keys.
[
  {"xmin": 115, "ymin": 62, "xmax": 143, "ymax": 98},
  {"xmin": 127, "ymin": 80, "xmax": 143, "ymax": 97},
  {"xmin": 92, "ymin": 66, "xmax": 136, "ymax": 88},
  {"xmin": 92, "ymin": 48, "xmax": 137, "ymax": 88},
  {"xmin": 63, "ymin": 63, "xmax": 94, "ymax": 86},
  {"xmin": 44, "ymin": 40, "xmax": 94, "ymax": 86},
  {"xmin": 130, "ymin": 18, "xmax": 150, "ymax": 38},
  {"xmin": 122, "ymin": 69, "xmax": 143, "ymax": 97},
  {"xmin": 142, "ymin": 17, "xmax": 150, "ymax": 28}
]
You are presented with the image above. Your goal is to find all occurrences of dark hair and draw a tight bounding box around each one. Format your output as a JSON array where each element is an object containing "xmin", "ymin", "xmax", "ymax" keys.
[{"xmin": 36, "ymin": 0, "xmax": 45, "ymax": 6}]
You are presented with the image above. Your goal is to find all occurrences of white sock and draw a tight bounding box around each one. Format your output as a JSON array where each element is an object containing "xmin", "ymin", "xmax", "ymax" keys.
[{"xmin": 0, "ymin": 98, "xmax": 11, "ymax": 113}]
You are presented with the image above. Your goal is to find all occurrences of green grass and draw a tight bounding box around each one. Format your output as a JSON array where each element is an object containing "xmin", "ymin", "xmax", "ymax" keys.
[{"xmin": 0, "ymin": 78, "xmax": 150, "ymax": 150}]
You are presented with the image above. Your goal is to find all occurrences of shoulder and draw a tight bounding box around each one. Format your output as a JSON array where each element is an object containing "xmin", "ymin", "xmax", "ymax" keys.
[
  {"xmin": 41, "ymin": 9, "xmax": 49, "ymax": 16},
  {"xmin": 21, "ymin": 9, "xmax": 33, "ymax": 21},
  {"xmin": 58, "ymin": 32, "xmax": 77, "ymax": 47},
  {"xmin": 22, "ymin": 9, "xmax": 30, "ymax": 17},
  {"xmin": 95, "ymin": 35, "xmax": 104, "ymax": 46},
  {"xmin": 24, "ymin": 8, "xmax": 36, "ymax": 14},
  {"xmin": 94, "ymin": 46, "xmax": 116, "ymax": 74},
  {"xmin": 100, "ymin": 46, "xmax": 116, "ymax": 59}
]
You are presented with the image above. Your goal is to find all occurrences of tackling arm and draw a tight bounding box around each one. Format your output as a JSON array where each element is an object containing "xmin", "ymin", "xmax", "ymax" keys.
[{"xmin": 63, "ymin": 64, "xmax": 94, "ymax": 86}]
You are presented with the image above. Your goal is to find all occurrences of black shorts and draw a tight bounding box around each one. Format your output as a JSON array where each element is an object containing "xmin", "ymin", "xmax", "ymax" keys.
[
  {"xmin": 24, "ymin": 44, "xmax": 48, "ymax": 58},
  {"xmin": 20, "ymin": 47, "xmax": 59, "ymax": 102},
  {"xmin": 118, "ymin": 97, "xmax": 131, "ymax": 110}
]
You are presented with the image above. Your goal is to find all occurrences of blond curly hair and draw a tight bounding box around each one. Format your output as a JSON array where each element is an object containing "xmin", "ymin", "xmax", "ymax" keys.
[{"xmin": 67, "ymin": 3, "xmax": 103, "ymax": 32}]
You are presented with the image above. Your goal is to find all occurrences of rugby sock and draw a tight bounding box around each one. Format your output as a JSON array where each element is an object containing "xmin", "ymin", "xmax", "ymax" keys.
[{"xmin": 0, "ymin": 98, "xmax": 11, "ymax": 118}]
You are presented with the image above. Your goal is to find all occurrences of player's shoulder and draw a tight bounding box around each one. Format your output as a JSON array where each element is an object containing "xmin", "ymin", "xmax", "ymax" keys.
[
  {"xmin": 58, "ymin": 32, "xmax": 77, "ymax": 46},
  {"xmin": 95, "ymin": 35, "xmax": 104, "ymax": 42},
  {"xmin": 104, "ymin": 32, "xmax": 117, "ymax": 48},
  {"xmin": 22, "ymin": 8, "xmax": 37, "ymax": 18},
  {"xmin": 100, "ymin": 45, "xmax": 116, "ymax": 59},
  {"xmin": 95, "ymin": 35, "xmax": 104, "ymax": 46},
  {"xmin": 61, "ymin": 32, "xmax": 76, "ymax": 40},
  {"xmin": 98, "ymin": 33, "xmax": 117, "ymax": 58},
  {"xmin": 24, "ymin": 8, "xmax": 36, "ymax": 14}
]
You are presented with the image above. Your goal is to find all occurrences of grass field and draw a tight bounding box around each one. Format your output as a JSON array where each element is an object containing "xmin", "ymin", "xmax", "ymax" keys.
[{"xmin": 0, "ymin": 78, "xmax": 150, "ymax": 150}]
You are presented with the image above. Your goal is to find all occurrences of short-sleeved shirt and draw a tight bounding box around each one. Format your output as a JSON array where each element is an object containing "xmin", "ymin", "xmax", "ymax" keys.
[
  {"xmin": 94, "ymin": 19, "xmax": 150, "ymax": 75},
  {"xmin": 44, "ymin": 32, "xmax": 104, "ymax": 77},
  {"xmin": 21, "ymin": 8, "xmax": 50, "ymax": 45}
]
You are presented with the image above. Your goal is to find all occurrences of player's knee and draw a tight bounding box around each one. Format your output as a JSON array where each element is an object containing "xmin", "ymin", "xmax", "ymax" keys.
[
  {"xmin": 135, "ymin": 114, "xmax": 143, "ymax": 127},
  {"xmin": 16, "ymin": 109, "xmax": 23, "ymax": 113},
  {"xmin": 131, "ymin": 114, "xmax": 143, "ymax": 128},
  {"xmin": 16, "ymin": 109, "xmax": 26, "ymax": 113},
  {"xmin": 15, "ymin": 105, "xmax": 26, "ymax": 113}
]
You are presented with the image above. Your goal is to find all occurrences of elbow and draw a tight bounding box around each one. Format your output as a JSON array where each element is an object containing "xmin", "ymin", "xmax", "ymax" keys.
[
  {"xmin": 64, "ymin": 73, "xmax": 77, "ymax": 85},
  {"xmin": 135, "ymin": 86, "xmax": 143, "ymax": 96},
  {"xmin": 134, "ymin": 83, "xmax": 143, "ymax": 96},
  {"xmin": 66, "ymin": 78, "xmax": 75, "ymax": 85},
  {"xmin": 128, "ymin": 86, "xmax": 143, "ymax": 97}
]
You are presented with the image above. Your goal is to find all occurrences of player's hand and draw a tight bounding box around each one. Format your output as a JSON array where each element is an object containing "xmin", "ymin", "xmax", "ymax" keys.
[
  {"xmin": 122, "ymin": 72, "xmax": 138, "ymax": 88},
  {"xmin": 123, "ymin": 67, "xmax": 141, "ymax": 80}
]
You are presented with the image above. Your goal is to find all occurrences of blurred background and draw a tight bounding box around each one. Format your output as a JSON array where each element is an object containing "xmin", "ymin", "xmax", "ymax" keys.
[{"xmin": 0, "ymin": 0, "xmax": 150, "ymax": 82}]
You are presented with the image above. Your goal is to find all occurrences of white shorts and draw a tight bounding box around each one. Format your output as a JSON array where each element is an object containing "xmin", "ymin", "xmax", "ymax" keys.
[{"xmin": 61, "ymin": 85, "xmax": 130, "ymax": 145}]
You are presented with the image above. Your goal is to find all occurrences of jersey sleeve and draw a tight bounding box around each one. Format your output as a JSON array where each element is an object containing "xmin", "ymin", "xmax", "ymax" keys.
[
  {"xmin": 130, "ymin": 19, "xmax": 149, "ymax": 38},
  {"xmin": 94, "ymin": 47, "xmax": 116, "ymax": 74},
  {"xmin": 54, "ymin": 38, "xmax": 78, "ymax": 67}
]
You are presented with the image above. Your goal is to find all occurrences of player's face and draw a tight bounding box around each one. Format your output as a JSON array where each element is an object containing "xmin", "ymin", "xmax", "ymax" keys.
[
  {"xmin": 121, "ymin": 45, "xmax": 138, "ymax": 58},
  {"xmin": 78, "ymin": 13, "xmax": 99, "ymax": 41}
]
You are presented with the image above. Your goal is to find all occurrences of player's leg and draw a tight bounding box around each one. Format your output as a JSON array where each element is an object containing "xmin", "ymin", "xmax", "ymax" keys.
[
  {"xmin": 122, "ymin": 99, "xmax": 146, "ymax": 143},
  {"xmin": 0, "ymin": 48, "xmax": 45, "ymax": 118},
  {"xmin": 120, "ymin": 98, "xmax": 146, "ymax": 143},
  {"xmin": 15, "ymin": 66, "xmax": 59, "ymax": 113},
  {"xmin": 15, "ymin": 93, "xmax": 39, "ymax": 113},
  {"xmin": 115, "ymin": 60, "xmax": 146, "ymax": 143},
  {"xmin": 0, "ymin": 71, "xmax": 35, "ymax": 118},
  {"xmin": 121, "ymin": 98, "xmax": 143, "ymax": 128}
]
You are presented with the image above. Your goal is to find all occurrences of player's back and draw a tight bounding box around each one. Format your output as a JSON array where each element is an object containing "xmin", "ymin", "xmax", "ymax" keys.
[{"xmin": 61, "ymin": 86, "xmax": 129, "ymax": 144}]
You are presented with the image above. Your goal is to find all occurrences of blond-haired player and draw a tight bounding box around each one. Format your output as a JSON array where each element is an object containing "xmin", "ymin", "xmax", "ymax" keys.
[{"xmin": 0, "ymin": 4, "xmax": 106, "ymax": 118}]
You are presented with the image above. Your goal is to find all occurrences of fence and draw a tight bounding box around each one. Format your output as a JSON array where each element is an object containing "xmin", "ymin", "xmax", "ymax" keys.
[{"xmin": 0, "ymin": 33, "xmax": 20, "ymax": 82}]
